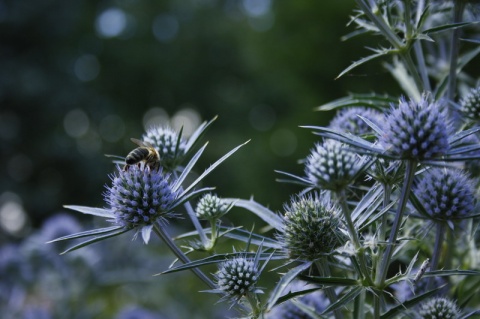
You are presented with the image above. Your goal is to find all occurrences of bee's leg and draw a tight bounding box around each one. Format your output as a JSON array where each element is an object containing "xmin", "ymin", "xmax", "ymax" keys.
[{"xmin": 123, "ymin": 165, "xmax": 130, "ymax": 171}]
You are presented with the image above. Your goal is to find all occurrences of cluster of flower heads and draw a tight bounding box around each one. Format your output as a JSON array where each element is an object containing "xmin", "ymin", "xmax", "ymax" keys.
[
  {"xmin": 304, "ymin": 140, "xmax": 363, "ymax": 191},
  {"xmin": 380, "ymin": 96, "xmax": 450, "ymax": 160},
  {"xmin": 329, "ymin": 106, "xmax": 384, "ymax": 136},
  {"xmin": 281, "ymin": 194, "xmax": 346, "ymax": 261},
  {"xmin": 415, "ymin": 168, "xmax": 476, "ymax": 222},
  {"xmin": 105, "ymin": 164, "xmax": 178, "ymax": 228},
  {"xmin": 143, "ymin": 126, "xmax": 187, "ymax": 170}
]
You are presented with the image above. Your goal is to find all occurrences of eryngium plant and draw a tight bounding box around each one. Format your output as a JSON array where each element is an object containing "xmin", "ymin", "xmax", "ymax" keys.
[{"xmin": 49, "ymin": 1, "xmax": 480, "ymax": 319}]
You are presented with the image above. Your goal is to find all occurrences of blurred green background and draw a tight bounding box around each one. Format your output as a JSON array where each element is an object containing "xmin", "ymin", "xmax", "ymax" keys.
[{"xmin": 0, "ymin": 1, "xmax": 400, "ymax": 318}]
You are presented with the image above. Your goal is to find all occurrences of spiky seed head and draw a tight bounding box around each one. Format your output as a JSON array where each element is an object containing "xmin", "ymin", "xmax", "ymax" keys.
[
  {"xmin": 282, "ymin": 195, "xmax": 345, "ymax": 261},
  {"xmin": 418, "ymin": 297, "xmax": 460, "ymax": 319},
  {"xmin": 416, "ymin": 168, "xmax": 476, "ymax": 221},
  {"xmin": 105, "ymin": 164, "xmax": 177, "ymax": 228},
  {"xmin": 143, "ymin": 126, "xmax": 187, "ymax": 170},
  {"xmin": 460, "ymin": 86, "xmax": 480, "ymax": 120},
  {"xmin": 215, "ymin": 257, "xmax": 259, "ymax": 299},
  {"xmin": 305, "ymin": 140, "xmax": 361, "ymax": 191},
  {"xmin": 329, "ymin": 107, "xmax": 384, "ymax": 136},
  {"xmin": 380, "ymin": 96, "xmax": 449, "ymax": 160},
  {"xmin": 195, "ymin": 193, "xmax": 230, "ymax": 220}
]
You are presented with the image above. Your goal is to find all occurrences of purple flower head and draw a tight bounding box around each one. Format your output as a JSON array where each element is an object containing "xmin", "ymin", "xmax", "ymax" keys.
[
  {"xmin": 305, "ymin": 140, "xmax": 362, "ymax": 191},
  {"xmin": 105, "ymin": 164, "xmax": 178, "ymax": 228},
  {"xmin": 416, "ymin": 168, "xmax": 476, "ymax": 221},
  {"xmin": 418, "ymin": 297, "xmax": 460, "ymax": 319},
  {"xmin": 143, "ymin": 126, "xmax": 187, "ymax": 170},
  {"xmin": 329, "ymin": 107, "xmax": 384, "ymax": 136},
  {"xmin": 281, "ymin": 194, "xmax": 346, "ymax": 261},
  {"xmin": 460, "ymin": 86, "xmax": 480, "ymax": 121},
  {"xmin": 380, "ymin": 96, "xmax": 449, "ymax": 160}
]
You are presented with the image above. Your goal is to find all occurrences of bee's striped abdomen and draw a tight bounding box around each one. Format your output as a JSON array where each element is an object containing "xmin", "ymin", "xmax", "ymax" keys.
[{"xmin": 126, "ymin": 148, "xmax": 150, "ymax": 165}]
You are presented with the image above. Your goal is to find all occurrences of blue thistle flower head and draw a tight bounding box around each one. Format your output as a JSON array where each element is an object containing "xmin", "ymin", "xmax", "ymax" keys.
[
  {"xmin": 380, "ymin": 96, "xmax": 449, "ymax": 160},
  {"xmin": 418, "ymin": 297, "xmax": 460, "ymax": 319},
  {"xmin": 143, "ymin": 126, "xmax": 187, "ymax": 170},
  {"xmin": 329, "ymin": 107, "xmax": 384, "ymax": 136},
  {"xmin": 281, "ymin": 194, "xmax": 346, "ymax": 261},
  {"xmin": 416, "ymin": 168, "xmax": 476, "ymax": 221},
  {"xmin": 305, "ymin": 140, "xmax": 363, "ymax": 191},
  {"xmin": 460, "ymin": 86, "xmax": 480, "ymax": 121},
  {"xmin": 105, "ymin": 164, "xmax": 178, "ymax": 228},
  {"xmin": 214, "ymin": 256, "xmax": 260, "ymax": 301}
]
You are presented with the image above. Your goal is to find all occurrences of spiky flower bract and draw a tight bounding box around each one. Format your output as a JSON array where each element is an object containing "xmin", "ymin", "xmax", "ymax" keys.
[
  {"xmin": 460, "ymin": 86, "xmax": 480, "ymax": 121},
  {"xmin": 214, "ymin": 256, "xmax": 260, "ymax": 302},
  {"xmin": 329, "ymin": 106, "xmax": 384, "ymax": 136},
  {"xmin": 305, "ymin": 140, "xmax": 362, "ymax": 191},
  {"xmin": 281, "ymin": 194, "xmax": 345, "ymax": 261},
  {"xmin": 416, "ymin": 168, "xmax": 476, "ymax": 221},
  {"xmin": 105, "ymin": 164, "xmax": 178, "ymax": 228},
  {"xmin": 418, "ymin": 297, "xmax": 460, "ymax": 319},
  {"xmin": 143, "ymin": 126, "xmax": 187, "ymax": 170},
  {"xmin": 195, "ymin": 193, "xmax": 230, "ymax": 220},
  {"xmin": 267, "ymin": 281, "xmax": 329, "ymax": 319},
  {"xmin": 380, "ymin": 96, "xmax": 449, "ymax": 160}
]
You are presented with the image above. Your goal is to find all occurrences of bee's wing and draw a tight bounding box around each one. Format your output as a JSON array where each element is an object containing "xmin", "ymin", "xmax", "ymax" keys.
[{"xmin": 130, "ymin": 138, "xmax": 153, "ymax": 147}]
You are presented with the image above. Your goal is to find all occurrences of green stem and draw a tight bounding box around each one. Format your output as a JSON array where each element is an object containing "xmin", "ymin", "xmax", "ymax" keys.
[
  {"xmin": 315, "ymin": 259, "xmax": 343, "ymax": 319},
  {"xmin": 447, "ymin": 1, "xmax": 466, "ymax": 103},
  {"xmin": 427, "ymin": 222, "xmax": 445, "ymax": 289},
  {"xmin": 338, "ymin": 190, "xmax": 373, "ymax": 286},
  {"xmin": 152, "ymin": 223, "xmax": 215, "ymax": 289},
  {"xmin": 173, "ymin": 171, "xmax": 209, "ymax": 247},
  {"xmin": 375, "ymin": 160, "xmax": 417, "ymax": 286}
]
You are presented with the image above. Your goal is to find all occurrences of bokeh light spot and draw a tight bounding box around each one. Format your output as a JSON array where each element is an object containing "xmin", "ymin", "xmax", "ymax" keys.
[
  {"xmin": 242, "ymin": 0, "xmax": 271, "ymax": 17},
  {"xmin": 270, "ymin": 128, "xmax": 297, "ymax": 157},
  {"xmin": 143, "ymin": 107, "xmax": 169, "ymax": 130},
  {"xmin": 171, "ymin": 107, "xmax": 201, "ymax": 137},
  {"xmin": 152, "ymin": 14, "xmax": 179, "ymax": 43},
  {"xmin": 99, "ymin": 114, "xmax": 125, "ymax": 142},
  {"xmin": 96, "ymin": 8, "xmax": 127, "ymax": 38},
  {"xmin": 0, "ymin": 192, "xmax": 28, "ymax": 236},
  {"xmin": 64, "ymin": 109, "xmax": 90, "ymax": 138},
  {"xmin": 74, "ymin": 54, "xmax": 100, "ymax": 82}
]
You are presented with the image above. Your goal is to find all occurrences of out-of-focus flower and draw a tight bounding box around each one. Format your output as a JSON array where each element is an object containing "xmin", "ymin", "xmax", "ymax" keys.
[
  {"xmin": 329, "ymin": 107, "xmax": 384, "ymax": 136},
  {"xmin": 417, "ymin": 297, "xmax": 460, "ymax": 319}
]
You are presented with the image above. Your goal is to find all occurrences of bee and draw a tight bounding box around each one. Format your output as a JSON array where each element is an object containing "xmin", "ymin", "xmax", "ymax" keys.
[
  {"xmin": 412, "ymin": 258, "xmax": 430, "ymax": 285},
  {"xmin": 124, "ymin": 138, "xmax": 160, "ymax": 171}
]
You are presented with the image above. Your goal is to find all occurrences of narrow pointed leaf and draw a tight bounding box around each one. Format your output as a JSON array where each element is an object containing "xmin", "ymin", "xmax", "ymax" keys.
[
  {"xmin": 181, "ymin": 140, "xmax": 250, "ymax": 196},
  {"xmin": 173, "ymin": 187, "xmax": 216, "ymax": 209},
  {"xmin": 291, "ymin": 299, "xmax": 328, "ymax": 319},
  {"xmin": 224, "ymin": 198, "xmax": 284, "ymax": 231},
  {"xmin": 47, "ymin": 225, "xmax": 125, "ymax": 243},
  {"xmin": 380, "ymin": 285, "xmax": 445, "ymax": 319},
  {"xmin": 336, "ymin": 49, "xmax": 392, "ymax": 79},
  {"xmin": 316, "ymin": 93, "xmax": 396, "ymax": 112},
  {"xmin": 422, "ymin": 21, "xmax": 473, "ymax": 34},
  {"xmin": 266, "ymin": 261, "xmax": 313, "ymax": 311},
  {"xmin": 320, "ymin": 286, "xmax": 363, "ymax": 315},
  {"xmin": 60, "ymin": 228, "xmax": 130, "ymax": 254},
  {"xmin": 64, "ymin": 205, "xmax": 114, "ymax": 218},
  {"xmin": 159, "ymin": 251, "xmax": 283, "ymax": 275},
  {"xmin": 184, "ymin": 116, "xmax": 218, "ymax": 153},
  {"xmin": 172, "ymin": 143, "xmax": 208, "ymax": 192}
]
